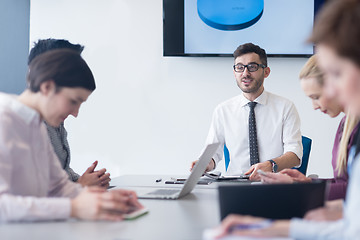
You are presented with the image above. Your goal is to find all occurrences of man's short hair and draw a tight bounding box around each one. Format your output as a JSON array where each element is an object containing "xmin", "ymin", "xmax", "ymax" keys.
[
  {"xmin": 233, "ymin": 43, "xmax": 267, "ymax": 67},
  {"xmin": 28, "ymin": 39, "xmax": 84, "ymax": 65}
]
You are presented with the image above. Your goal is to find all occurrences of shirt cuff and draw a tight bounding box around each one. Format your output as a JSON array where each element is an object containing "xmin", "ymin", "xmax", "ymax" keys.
[
  {"xmin": 290, "ymin": 218, "xmax": 344, "ymax": 239},
  {"xmin": 290, "ymin": 218, "xmax": 315, "ymax": 239},
  {"xmin": 212, "ymin": 158, "xmax": 217, "ymax": 170},
  {"xmin": 39, "ymin": 197, "xmax": 72, "ymax": 221},
  {"xmin": 283, "ymin": 150, "xmax": 302, "ymax": 168},
  {"xmin": 1, "ymin": 195, "xmax": 73, "ymax": 222},
  {"xmin": 284, "ymin": 146, "xmax": 303, "ymax": 164}
]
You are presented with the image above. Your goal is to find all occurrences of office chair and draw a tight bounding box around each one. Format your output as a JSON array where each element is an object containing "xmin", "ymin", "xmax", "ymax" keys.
[
  {"xmin": 223, "ymin": 136, "xmax": 312, "ymax": 175},
  {"xmin": 293, "ymin": 136, "xmax": 312, "ymax": 175}
]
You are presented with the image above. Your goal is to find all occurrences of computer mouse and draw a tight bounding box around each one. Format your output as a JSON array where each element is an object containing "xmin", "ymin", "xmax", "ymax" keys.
[{"xmin": 197, "ymin": 0, "xmax": 264, "ymax": 31}]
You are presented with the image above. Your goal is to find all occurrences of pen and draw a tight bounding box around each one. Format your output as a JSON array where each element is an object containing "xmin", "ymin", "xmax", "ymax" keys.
[
  {"xmin": 155, "ymin": 178, "xmax": 162, "ymax": 182},
  {"xmin": 229, "ymin": 220, "xmax": 273, "ymax": 232}
]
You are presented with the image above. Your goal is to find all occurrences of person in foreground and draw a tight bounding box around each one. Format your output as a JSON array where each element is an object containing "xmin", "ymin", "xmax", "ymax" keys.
[
  {"xmin": 28, "ymin": 38, "xmax": 111, "ymax": 188},
  {"xmin": 258, "ymin": 55, "xmax": 359, "ymax": 222},
  {"xmin": 261, "ymin": 55, "xmax": 359, "ymax": 201},
  {"xmin": 191, "ymin": 43, "xmax": 302, "ymax": 181},
  {"xmin": 0, "ymin": 49, "xmax": 143, "ymax": 222},
  {"xmin": 212, "ymin": 0, "xmax": 360, "ymax": 238}
]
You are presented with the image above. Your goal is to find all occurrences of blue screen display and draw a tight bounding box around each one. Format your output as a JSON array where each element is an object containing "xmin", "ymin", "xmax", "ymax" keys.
[
  {"xmin": 197, "ymin": 0, "xmax": 264, "ymax": 31},
  {"xmin": 184, "ymin": 0, "xmax": 315, "ymax": 56}
]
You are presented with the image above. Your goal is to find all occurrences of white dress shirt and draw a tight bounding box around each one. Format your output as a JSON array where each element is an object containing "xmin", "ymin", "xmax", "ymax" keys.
[
  {"xmin": 0, "ymin": 93, "xmax": 82, "ymax": 222},
  {"xmin": 290, "ymin": 145, "xmax": 360, "ymax": 239},
  {"xmin": 206, "ymin": 91, "xmax": 302, "ymax": 175}
]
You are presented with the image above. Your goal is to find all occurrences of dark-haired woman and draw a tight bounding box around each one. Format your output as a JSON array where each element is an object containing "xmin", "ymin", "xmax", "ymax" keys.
[{"xmin": 0, "ymin": 49, "xmax": 143, "ymax": 222}]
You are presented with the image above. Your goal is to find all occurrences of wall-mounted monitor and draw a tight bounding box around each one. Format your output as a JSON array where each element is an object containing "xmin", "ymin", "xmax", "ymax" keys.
[{"xmin": 163, "ymin": 0, "xmax": 326, "ymax": 57}]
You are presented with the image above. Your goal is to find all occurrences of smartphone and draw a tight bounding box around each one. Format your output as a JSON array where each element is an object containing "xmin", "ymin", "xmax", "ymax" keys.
[
  {"xmin": 257, "ymin": 169, "xmax": 268, "ymax": 177},
  {"xmin": 229, "ymin": 220, "xmax": 273, "ymax": 232},
  {"xmin": 123, "ymin": 207, "xmax": 149, "ymax": 220}
]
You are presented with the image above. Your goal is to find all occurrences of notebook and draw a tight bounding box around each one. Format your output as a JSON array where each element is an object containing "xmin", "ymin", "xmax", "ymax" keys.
[
  {"xmin": 218, "ymin": 180, "xmax": 327, "ymax": 219},
  {"xmin": 137, "ymin": 142, "xmax": 220, "ymax": 199}
]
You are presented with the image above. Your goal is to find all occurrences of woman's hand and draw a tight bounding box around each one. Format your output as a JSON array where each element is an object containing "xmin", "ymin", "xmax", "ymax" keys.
[
  {"xmin": 212, "ymin": 214, "xmax": 290, "ymax": 239},
  {"xmin": 71, "ymin": 187, "xmax": 143, "ymax": 221}
]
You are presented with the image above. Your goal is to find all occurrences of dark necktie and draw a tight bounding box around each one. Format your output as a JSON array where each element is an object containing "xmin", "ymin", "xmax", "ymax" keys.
[{"xmin": 248, "ymin": 102, "xmax": 259, "ymax": 165}]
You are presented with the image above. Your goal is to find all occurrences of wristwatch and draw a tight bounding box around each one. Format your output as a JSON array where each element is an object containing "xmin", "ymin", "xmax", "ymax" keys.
[{"xmin": 268, "ymin": 160, "xmax": 278, "ymax": 173}]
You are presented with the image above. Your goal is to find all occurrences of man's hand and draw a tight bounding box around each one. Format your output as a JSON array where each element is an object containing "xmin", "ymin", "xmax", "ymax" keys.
[
  {"xmin": 71, "ymin": 187, "xmax": 144, "ymax": 221},
  {"xmin": 77, "ymin": 161, "xmax": 111, "ymax": 188},
  {"xmin": 244, "ymin": 161, "xmax": 272, "ymax": 181},
  {"xmin": 190, "ymin": 159, "xmax": 215, "ymax": 172}
]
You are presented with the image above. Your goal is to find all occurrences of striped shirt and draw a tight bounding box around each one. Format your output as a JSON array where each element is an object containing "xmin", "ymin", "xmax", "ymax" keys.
[{"xmin": 44, "ymin": 122, "xmax": 80, "ymax": 182}]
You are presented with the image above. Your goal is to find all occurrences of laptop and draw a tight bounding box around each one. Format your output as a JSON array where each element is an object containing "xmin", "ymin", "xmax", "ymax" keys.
[
  {"xmin": 137, "ymin": 142, "xmax": 220, "ymax": 199},
  {"xmin": 218, "ymin": 180, "xmax": 327, "ymax": 219}
]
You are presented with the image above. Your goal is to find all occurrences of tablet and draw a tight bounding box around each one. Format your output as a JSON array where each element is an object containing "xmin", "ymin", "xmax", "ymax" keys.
[{"xmin": 218, "ymin": 180, "xmax": 327, "ymax": 219}]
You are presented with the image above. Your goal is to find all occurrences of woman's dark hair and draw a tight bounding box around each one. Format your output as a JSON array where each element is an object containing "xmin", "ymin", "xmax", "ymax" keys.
[
  {"xmin": 27, "ymin": 49, "xmax": 96, "ymax": 92},
  {"xmin": 309, "ymin": 0, "xmax": 360, "ymax": 67},
  {"xmin": 233, "ymin": 43, "xmax": 268, "ymax": 67}
]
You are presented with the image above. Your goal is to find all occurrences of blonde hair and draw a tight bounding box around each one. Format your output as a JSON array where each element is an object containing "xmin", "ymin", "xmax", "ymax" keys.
[
  {"xmin": 337, "ymin": 113, "xmax": 359, "ymax": 176},
  {"xmin": 300, "ymin": 55, "xmax": 359, "ymax": 176},
  {"xmin": 299, "ymin": 55, "xmax": 324, "ymax": 86}
]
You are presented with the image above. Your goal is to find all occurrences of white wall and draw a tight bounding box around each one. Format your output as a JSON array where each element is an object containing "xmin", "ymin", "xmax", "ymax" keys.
[{"xmin": 30, "ymin": 0, "xmax": 340, "ymax": 178}]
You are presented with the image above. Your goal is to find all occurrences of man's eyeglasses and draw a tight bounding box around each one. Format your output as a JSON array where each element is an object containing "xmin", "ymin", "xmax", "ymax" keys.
[{"xmin": 233, "ymin": 63, "xmax": 266, "ymax": 73}]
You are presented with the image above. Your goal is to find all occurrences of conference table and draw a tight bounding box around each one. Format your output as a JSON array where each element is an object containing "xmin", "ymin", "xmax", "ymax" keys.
[{"xmin": 1, "ymin": 174, "xmax": 246, "ymax": 240}]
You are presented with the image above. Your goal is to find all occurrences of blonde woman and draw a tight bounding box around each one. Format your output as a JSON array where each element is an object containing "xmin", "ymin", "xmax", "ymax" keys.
[{"xmin": 259, "ymin": 55, "xmax": 359, "ymax": 201}]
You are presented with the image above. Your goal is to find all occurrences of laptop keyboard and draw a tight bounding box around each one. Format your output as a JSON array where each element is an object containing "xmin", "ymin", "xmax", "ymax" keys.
[{"xmin": 146, "ymin": 189, "xmax": 179, "ymax": 195}]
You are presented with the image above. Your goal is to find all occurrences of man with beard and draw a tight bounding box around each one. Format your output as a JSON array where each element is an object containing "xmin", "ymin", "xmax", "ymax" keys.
[{"xmin": 191, "ymin": 43, "xmax": 302, "ymax": 181}]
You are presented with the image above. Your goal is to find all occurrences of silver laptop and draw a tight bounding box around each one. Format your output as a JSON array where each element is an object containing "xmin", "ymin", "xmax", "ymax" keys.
[{"xmin": 137, "ymin": 142, "xmax": 220, "ymax": 199}]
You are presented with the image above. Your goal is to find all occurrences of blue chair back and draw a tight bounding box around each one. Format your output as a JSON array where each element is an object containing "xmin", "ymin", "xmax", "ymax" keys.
[
  {"xmin": 224, "ymin": 144, "xmax": 230, "ymax": 171},
  {"xmin": 224, "ymin": 136, "xmax": 312, "ymax": 174},
  {"xmin": 293, "ymin": 136, "xmax": 312, "ymax": 175}
]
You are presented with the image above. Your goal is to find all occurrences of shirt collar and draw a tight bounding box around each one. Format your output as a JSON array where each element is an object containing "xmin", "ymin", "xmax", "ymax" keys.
[
  {"xmin": 3, "ymin": 93, "xmax": 42, "ymax": 126},
  {"xmin": 239, "ymin": 90, "xmax": 269, "ymax": 107}
]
